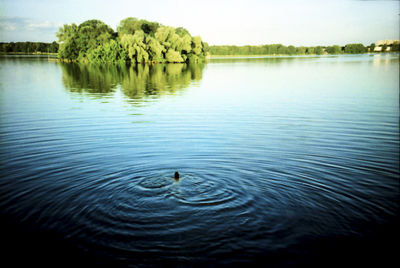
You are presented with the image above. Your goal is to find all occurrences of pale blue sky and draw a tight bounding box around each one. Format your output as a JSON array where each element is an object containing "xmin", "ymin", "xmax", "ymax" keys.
[{"xmin": 0, "ymin": 0, "xmax": 398, "ymax": 46}]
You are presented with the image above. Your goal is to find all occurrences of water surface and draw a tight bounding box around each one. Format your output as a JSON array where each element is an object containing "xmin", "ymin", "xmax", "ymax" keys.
[{"xmin": 0, "ymin": 54, "xmax": 399, "ymax": 267}]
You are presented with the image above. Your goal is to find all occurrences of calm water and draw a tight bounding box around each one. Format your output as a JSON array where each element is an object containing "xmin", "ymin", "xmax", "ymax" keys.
[{"xmin": 0, "ymin": 54, "xmax": 399, "ymax": 267}]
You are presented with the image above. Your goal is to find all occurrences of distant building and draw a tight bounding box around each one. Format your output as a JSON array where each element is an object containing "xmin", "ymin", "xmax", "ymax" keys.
[
  {"xmin": 376, "ymin": 40, "xmax": 400, "ymax": 46},
  {"xmin": 374, "ymin": 40, "xmax": 399, "ymax": 52}
]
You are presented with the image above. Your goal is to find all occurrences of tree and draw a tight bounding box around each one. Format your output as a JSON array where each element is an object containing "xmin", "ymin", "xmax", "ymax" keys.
[
  {"xmin": 155, "ymin": 26, "xmax": 175, "ymax": 48},
  {"xmin": 175, "ymin": 27, "xmax": 190, "ymax": 37},
  {"xmin": 287, "ymin": 45, "xmax": 296, "ymax": 55},
  {"xmin": 76, "ymin": 20, "xmax": 114, "ymax": 59},
  {"xmin": 118, "ymin": 17, "xmax": 160, "ymax": 36},
  {"xmin": 146, "ymin": 36, "xmax": 165, "ymax": 62},
  {"xmin": 315, "ymin": 46, "xmax": 324, "ymax": 55},
  {"xmin": 296, "ymin": 46, "xmax": 306, "ymax": 54},
  {"xmin": 118, "ymin": 17, "xmax": 140, "ymax": 35},
  {"xmin": 165, "ymin": 49, "xmax": 184, "ymax": 62},
  {"xmin": 392, "ymin": 43, "xmax": 400, "ymax": 52},
  {"xmin": 120, "ymin": 31, "xmax": 149, "ymax": 63},
  {"xmin": 87, "ymin": 39, "xmax": 126, "ymax": 63},
  {"xmin": 369, "ymin": 43, "xmax": 375, "ymax": 52},
  {"xmin": 191, "ymin": 36, "xmax": 203, "ymax": 55},
  {"xmin": 57, "ymin": 20, "xmax": 114, "ymax": 61},
  {"xmin": 132, "ymin": 30, "xmax": 149, "ymax": 63},
  {"xmin": 307, "ymin": 47, "xmax": 315, "ymax": 54},
  {"xmin": 57, "ymin": 23, "xmax": 79, "ymax": 60},
  {"xmin": 50, "ymin": 41, "xmax": 59, "ymax": 53},
  {"xmin": 326, "ymin": 45, "xmax": 341, "ymax": 54},
  {"xmin": 344, "ymin": 43, "xmax": 367, "ymax": 54},
  {"xmin": 57, "ymin": 24, "xmax": 78, "ymax": 43}
]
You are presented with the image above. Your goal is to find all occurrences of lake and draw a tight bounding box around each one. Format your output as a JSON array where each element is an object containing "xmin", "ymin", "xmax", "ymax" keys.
[{"xmin": 0, "ymin": 54, "xmax": 399, "ymax": 267}]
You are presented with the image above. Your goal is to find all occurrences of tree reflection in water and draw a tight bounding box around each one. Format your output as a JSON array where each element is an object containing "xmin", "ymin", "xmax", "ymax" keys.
[{"xmin": 60, "ymin": 62, "xmax": 205, "ymax": 100}]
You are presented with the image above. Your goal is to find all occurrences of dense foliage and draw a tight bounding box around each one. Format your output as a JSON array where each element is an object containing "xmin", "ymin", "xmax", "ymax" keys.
[
  {"xmin": 0, "ymin": 41, "xmax": 59, "ymax": 54},
  {"xmin": 343, "ymin": 43, "xmax": 368, "ymax": 54},
  {"xmin": 392, "ymin": 43, "xmax": 400, "ymax": 51},
  {"xmin": 57, "ymin": 18, "xmax": 208, "ymax": 63}
]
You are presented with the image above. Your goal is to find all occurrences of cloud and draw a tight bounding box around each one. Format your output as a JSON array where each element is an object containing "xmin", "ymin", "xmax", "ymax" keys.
[
  {"xmin": 0, "ymin": 17, "xmax": 24, "ymax": 31},
  {"xmin": 0, "ymin": 22, "xmax": 16, "ymax": 31},
  {"xmin": 0, "ymin": 17, "xmax": 61, "ymax": 30},
  {"xmin": 0, "ymin": 17, "xmax": 61, "ymax": 41},
  {"xmin": 27, "ymin": 21, "xmax": 53, "ymax": 29}
]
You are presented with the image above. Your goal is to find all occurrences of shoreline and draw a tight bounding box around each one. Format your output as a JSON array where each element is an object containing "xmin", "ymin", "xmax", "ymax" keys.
[
  {"xmin": 208, "ymin": 52, "xmax": 398, "ymax": 58},
  {"xmin": 0, "ymin": 52, "xmax": 58, "ymax": 56},
  {"xmin": 2, "ymin": 52, "xmax": 397, "ymax": 63}
]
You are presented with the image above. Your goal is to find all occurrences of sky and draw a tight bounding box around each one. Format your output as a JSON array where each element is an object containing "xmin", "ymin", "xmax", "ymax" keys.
[{"xmin": 0, "ymin": 0, "xmax": 399, "ymax": 46}]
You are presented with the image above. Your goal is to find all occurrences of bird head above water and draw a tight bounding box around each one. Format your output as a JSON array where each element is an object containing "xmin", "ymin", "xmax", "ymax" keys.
[{"xmin": 174, "ymin": 172, "xmax": 180, "ymax": 180}]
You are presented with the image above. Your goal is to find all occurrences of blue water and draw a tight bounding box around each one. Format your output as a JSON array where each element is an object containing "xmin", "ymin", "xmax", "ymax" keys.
[{"xmin": 0, "ymin": 54, "xmax": 399, "ymax": 267}]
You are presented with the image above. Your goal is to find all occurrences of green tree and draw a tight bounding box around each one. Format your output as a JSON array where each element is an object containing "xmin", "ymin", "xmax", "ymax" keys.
[
  {"xmin": 57, "ymin": 23, "xmax": 79, "ymax": 60},
  {"xmin": 76, "ymin": 20, "xmax": 114, "ymax": 60},
  {"xmin": 326, "ymin": 45, "xmax": 341, "ymax": 54},
  {"xmin": 287, "ymin": 45, "xmax": 296, "ymax": 55},
  {"xmin": 120, "ymin": 31, "xmax": 150, "ymax": 63},
  {"xmin": 165, "ymin": 48, "xmax": 184, "ymax": 62},
  {"xmin": 315, "ymin": 46, "xmax": 324, "ymax": 55},
  {"xmin": 57, "ymin": 20, "xmax": 114, "ymax": 61},
  {"xmin": 344, "ymin": 43, "xmax": 367, "ymax": 54},
  {"xmin": 175, "ymin": 27, "xmax": 190, "ymax": 37},
  {"xmin": 191, "ymin": 36, "xmax": 203, "ymax": 55},
  {"xmin": 87, "ymin": 39, "xmax": 127, "ymax": 63},
  {"xmin": 146, "ymin": 36, "xmax": 165, "ymax": 62},
  {"xmin": 392, "ymin": 43, "xmax": 400, "ymax": 52},
  {"xmin": 118, "ymin": 17, "xmax": 160, "ymax": 36},
  {"xmin": 296, "ymin": 46, "xmax": 306, "ymax": 55},
  {"xmin": 132, "ymin": 30, "xmax": 150, "ymax": 63},
  {"xmin": 369, "ymin": 43, "xmax": 375, "ymax": 52},
  {"xmin": 307, "ymin": 47, "xmax": 315, "ymax": 54},
  {"xmin": 155, "ymin": 26, "xmax": 175, "ymax": 48}
]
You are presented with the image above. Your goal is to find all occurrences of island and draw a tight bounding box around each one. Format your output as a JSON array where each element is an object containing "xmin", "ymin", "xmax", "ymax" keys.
[{"xmin": 56, "ymin": 18, "xmax": 208, "ymax": 63}]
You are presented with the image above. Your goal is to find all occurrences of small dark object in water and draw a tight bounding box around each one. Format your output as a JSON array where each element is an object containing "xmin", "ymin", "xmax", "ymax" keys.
[{"xmin": 174, "ymin": 172, "xmax": 180, "ymax": 180}]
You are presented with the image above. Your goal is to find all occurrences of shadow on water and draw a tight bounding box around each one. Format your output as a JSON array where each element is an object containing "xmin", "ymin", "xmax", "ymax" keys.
[{"xmin": 60, "ymin": 62, "xmax": 205, "ymax": 99}]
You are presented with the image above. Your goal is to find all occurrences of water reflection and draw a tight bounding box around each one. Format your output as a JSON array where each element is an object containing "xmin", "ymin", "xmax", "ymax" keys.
[
  {"xmin": 209, "ymin": 56, "xmax": 304, "ymax": 64},
  {"xmin": 1, "ymin": 53, "xmax": 399, "ymax": 267},
  {"xmin": 61, "ymin": 63, "xmax": 120, "ymax": 94},
  {"xmin": 209, "ymin": 53, "xmax": 400, "ymax": 65},
  {"xmin": 372, "ymin": 53, "xmax": 399, "ymax": 67},
  {"xmin": 61, "ymin": 62, "xmax": 205, "ymax": 99}
]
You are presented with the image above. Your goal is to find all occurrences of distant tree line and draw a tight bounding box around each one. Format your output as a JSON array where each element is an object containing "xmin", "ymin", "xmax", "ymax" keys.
[
  {"xmin": 209, "ymin": 43, "xmax": 399, "ymax": 56},
  {"xmin": 387, "ymin": 43, "xmax": 400, "ymax": 52},
  {"xmin": 56, "ymin": 18, "xmax": 208, "ymax": 63},
  {"xmin": 210, "ymin": 44, "xmax": 324, "ymax": 56},
  {"xmin": 0, "ymin": 41, "xmax": 59, "ymax": 54}
]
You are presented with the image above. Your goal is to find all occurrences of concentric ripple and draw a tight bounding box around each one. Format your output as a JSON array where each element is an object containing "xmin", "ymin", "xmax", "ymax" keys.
[{"xmin": 1, "ymin": 54, "xmax": 399, "ymax": 267}]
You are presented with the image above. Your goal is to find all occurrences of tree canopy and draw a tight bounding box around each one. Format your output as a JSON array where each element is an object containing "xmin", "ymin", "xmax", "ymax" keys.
[
  {"xmin": 57, "ymin": 18, "xmax": 208, "ymax": 63},
  {"xmin": 344, "ymin": 43, "xmax": 367, "ymax": 54}
]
